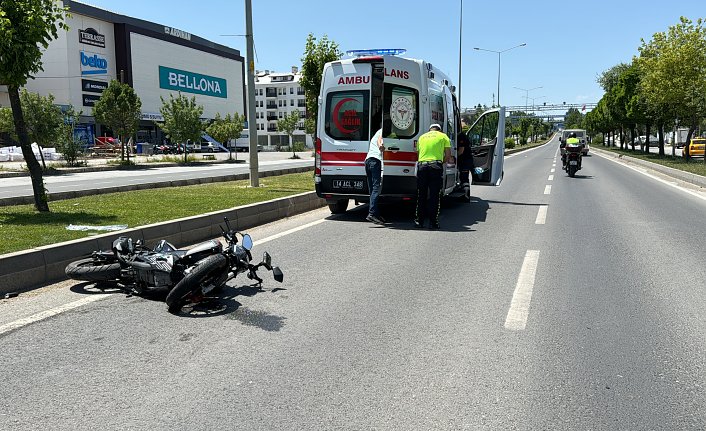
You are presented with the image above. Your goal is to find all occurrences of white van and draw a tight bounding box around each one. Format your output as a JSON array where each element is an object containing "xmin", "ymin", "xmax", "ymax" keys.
[
  {"xmin": 560, "ymin": 129, "xmax": 589, "ymax": 155},
  {"xmin": 314, "ymin": 50, "xmax": 505, "ymax": 214},
  {"xmin": 232, "ymin": 130, "xmax": 262, "ymax": 152}
]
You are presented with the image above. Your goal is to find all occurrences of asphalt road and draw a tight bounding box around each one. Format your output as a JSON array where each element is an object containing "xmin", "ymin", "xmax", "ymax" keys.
[
  {"xmin": 0, "ymin": 152, "xmax": 313, "ymax": 200},
  {"xmin": 2, "ymin": 136, "xmax": 706, "ymax": 430}
]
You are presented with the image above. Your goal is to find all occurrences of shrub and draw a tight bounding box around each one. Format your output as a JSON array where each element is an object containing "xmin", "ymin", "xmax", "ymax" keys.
[{"xmin": 505, "ymin": 137, "xmax": 516, "ymax": 149}]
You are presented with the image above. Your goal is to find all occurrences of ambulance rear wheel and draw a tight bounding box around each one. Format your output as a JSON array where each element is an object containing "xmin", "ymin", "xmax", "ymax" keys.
[{"xmin": 328, "ymin": 199, "xmax": 349, "ymax": 214}]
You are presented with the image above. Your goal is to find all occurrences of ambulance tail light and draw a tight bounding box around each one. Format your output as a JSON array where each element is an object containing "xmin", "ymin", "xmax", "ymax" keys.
[{"xmin": 314, "ymin": 137, "xmax": 321, "ymax": 175}]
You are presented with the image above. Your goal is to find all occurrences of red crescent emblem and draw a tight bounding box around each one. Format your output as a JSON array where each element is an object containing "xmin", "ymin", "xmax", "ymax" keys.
[{"xmin": 332, "ymin": 97, "xmax": 360, "ymax": 134}]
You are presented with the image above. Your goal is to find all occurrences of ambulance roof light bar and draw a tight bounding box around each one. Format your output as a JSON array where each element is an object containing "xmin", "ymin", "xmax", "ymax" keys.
[{"xmin": 345, "ymin": 48, "xmax": 407, "ymax": 57}]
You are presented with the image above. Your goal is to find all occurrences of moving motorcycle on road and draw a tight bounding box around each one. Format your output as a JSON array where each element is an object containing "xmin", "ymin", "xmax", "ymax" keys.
[
  {"xmin": 165, "ymin": 218, "xmax": 284, "ymax": 313},
  {"xmin": 563, "ymin": 145, "xmax": 583, "ymax": 177},
  {"xmin": 65, "ymin": 235, "xmax": 224, "ymax": 296}
]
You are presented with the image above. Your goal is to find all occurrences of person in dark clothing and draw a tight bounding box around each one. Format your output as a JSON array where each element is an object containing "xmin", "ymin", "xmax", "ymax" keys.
[{"xmin": 457, "ymin": 131, "xmax": 474, "ymax": 201}]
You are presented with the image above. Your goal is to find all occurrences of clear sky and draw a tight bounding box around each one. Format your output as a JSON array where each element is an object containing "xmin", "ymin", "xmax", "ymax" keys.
[{"xmin": 78, "ymin": 0, "xmax": 704, "ymax": 111}]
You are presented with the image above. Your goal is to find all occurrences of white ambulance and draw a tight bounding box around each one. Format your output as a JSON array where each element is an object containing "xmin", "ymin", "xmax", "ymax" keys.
[{"xmin": 314, "ymin": 49, "xmax": 505, "ymax": 214}]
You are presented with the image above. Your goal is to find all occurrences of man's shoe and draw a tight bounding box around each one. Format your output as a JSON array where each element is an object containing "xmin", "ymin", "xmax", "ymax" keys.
[
  {"xmin": 430, "ymin": 221, "xmax": 440, "ymax": 230},
  {"xmin": 366, "ymin": 214, "xmax": 385, "ymax": 225},
  {"xmin": 413, "ymin": 220, "xmax": 424, "ymax": 228}
]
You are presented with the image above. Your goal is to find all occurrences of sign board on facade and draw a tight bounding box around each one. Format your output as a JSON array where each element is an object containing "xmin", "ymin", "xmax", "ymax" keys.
[
  {"xmin": 82, "ymin": 94, "xmax": 101, "ymax": 107},
  {"xmin": 79, "ymin": 28, "xmax": 106, "ymax": 48},
  {"xmin": 82, "ymin": 79, "xmax": 109, "ymax": 93},
  {"xmin": 80, "ymin": 51, "xmax": 108, "ymax": 76},
  {"xmin": 164, "ymin": 26, "xmax": 192, "ymax": 41},
  {"xmin": 158, "ymin": 66, "xmax": 227, "ymax": 98},
  {"xmin": 141, "ymin": 112, "xmax": 164, "ymax": 122}
]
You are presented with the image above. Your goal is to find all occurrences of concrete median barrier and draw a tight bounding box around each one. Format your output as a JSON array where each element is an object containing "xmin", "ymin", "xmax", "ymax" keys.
[{"xmin": 0, "ymin": 191, "xmax": 326, "ymax": 295}]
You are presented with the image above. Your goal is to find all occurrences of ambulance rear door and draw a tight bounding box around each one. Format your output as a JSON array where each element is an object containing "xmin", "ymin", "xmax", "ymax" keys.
[
  {"xmin": 468, "ymin": 107, "xmax": 505, "ymax": 186},
  {"xmin": 318, "ymin": 60, "xmax": 378, "ymax": 197},
  {"xmin": 380, "ymin": 56, "xmax": 422, "ymax": 197}
]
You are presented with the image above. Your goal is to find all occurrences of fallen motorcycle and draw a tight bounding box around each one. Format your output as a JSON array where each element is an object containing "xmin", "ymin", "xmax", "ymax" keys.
[
  {"xmin": 165, "ymin": 218, "xmax": 283, "ymax": 313},
  {"xmin": 65, "ymin": 235, "xmax": 224, "ymax": 296}
]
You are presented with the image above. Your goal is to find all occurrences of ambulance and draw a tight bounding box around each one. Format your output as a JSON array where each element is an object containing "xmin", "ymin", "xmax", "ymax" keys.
[{"xmin": 314, "ymin": 49, "xmax": 506, "ymax": 214}]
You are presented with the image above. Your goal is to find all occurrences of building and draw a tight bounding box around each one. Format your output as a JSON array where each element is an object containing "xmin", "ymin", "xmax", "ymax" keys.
[
  {"xmin": 0, "ymin": 0, "xmax": 245, "ymax": 147},
  {"xmin": 251, "ymin": 67, "xmax": 311, "ymax": 148}
]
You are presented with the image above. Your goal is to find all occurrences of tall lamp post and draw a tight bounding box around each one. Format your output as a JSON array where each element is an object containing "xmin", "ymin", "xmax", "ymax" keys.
[
  {"xmin": 244, "ymin": 0, "xmax": 259, "ymax": 187},
  {"xmin": 514, "ymin": 86, "xmax": 543, "ymax": 113},
  {"xmin": 473, "ymin": 43, "xmax": 526, "ymax": 107}
]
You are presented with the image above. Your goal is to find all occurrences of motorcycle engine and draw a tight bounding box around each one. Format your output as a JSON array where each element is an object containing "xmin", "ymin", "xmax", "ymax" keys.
[{"xmin": 135, "ymin": 254, "xmax": 174, "ymax": 288}]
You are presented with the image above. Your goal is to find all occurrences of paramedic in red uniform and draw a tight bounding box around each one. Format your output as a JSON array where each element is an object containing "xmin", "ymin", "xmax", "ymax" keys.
[{"xmin": 414, "ymin": 124, "xmax": 452, "ymax": 229}]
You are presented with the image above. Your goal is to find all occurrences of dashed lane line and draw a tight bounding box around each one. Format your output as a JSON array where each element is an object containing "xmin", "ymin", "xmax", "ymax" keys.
[
  {"xmin": 535, "ymin": 205, "xmax": 548, "ymax": 225},
  {"xmin": 505, "ymin": 250, "xmax": 541, "ymax": 331}
]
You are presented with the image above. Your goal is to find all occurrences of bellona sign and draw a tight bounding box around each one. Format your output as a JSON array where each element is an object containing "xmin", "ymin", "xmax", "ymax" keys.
[{"xmin": 158, "ymin": 66, "xmax": 227, "ymax": 98}]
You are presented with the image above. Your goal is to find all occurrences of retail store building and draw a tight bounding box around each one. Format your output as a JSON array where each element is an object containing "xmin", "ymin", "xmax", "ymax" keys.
[{"xmin": 0, "ymin": 0, "xmax": 245, "ymax": 147}]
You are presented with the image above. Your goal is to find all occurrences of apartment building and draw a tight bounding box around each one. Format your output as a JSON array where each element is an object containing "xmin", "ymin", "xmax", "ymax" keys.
[{"xmin": 250, "ymin": 67, "xmax": 311, "ymax": 148}]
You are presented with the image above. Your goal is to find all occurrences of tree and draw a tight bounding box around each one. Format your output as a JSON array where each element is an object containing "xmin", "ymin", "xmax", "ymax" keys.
[
  {"xmin": 0, "ymin": 0, "xmax": 69, "ymax": 211},
  {"xmin": 277, "ymin": 110, "xmax": 301, "ymax": 158},
  {"xmin": 20, "ymin": 90, "xmax": 64, "ymax": 169},
  {"xmin": 206, "ymin": 112, "xmax": 245, "ymax": 161},
  {"xmin": 158, "ymin": 93, "xmax": 204, "ymax": 163},
  {"xmin": 0, "ymin": 107, "xmax": 14, "ymax": 136},
  {"xmin": 300, "ymin": 34, "xmax": 341, "ymax": 140},
  {"xmin": 57, "ymin": 106, "xmax": 85, "ymax": 167},
  {"xmin": 93, "ymin": 80, "xmax": 142, "ymax": 163},
  {"xmin": 638, "ymin": 17, "xmax": 706, "ymax": 160},
  {"xmin": 564, "ymin": 108, "xmax": 585, "ymax": 129}
]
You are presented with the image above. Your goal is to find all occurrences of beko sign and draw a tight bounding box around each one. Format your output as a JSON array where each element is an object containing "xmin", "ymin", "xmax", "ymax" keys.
[
  {"xmin": 80, "ymin": 51, "xmax": 108, "ymax": 76},
  {"xmin": 78, "ymin": 28, "xmax": 106, "ymax": 48}
]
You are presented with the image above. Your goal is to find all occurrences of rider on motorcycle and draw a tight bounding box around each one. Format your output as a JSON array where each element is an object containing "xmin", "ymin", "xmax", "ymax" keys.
[{"xmin": 561, "ymin": 132, "xmax": 583, "ymax": 168}]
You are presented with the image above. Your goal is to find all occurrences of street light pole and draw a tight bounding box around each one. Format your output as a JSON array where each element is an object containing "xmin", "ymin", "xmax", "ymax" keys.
[
  {"xmin": 244, "ymin": 0, "xmax": 259, "ymax": 187},
  {"xmin": 514, "ymin": 86, "xmax": 543, "ymax": 113},
  {"xmin": 474, "ymin": 43, "xmax": 526, "ymax": 106},
  {"xmin": 458, "ymin": 0, "xmax": 463, "ymax": 110}
]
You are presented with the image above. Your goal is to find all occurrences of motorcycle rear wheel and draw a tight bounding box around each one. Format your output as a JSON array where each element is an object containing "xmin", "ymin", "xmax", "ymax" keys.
[
  {"xmin": 65, "ymin": 258, "xmax": 121, "ymax": 282},
  {"xmin": 568, "ymin": 164, "xmax": 577, "ymax": 177},
  {"xmin": 166, "ymin": 254, "xmax": 228, "ymax": 313}
]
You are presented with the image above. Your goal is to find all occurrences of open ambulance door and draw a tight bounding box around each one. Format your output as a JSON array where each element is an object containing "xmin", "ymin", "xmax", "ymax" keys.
[{"xmin": 468, "ymin": 107, "xmax": 505, "ymax": 186}]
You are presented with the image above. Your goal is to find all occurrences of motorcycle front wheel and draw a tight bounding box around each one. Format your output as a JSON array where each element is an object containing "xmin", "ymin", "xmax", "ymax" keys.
[
  {"xmin": 65, "ymin": 258, "xmax": 121, "ymax": 282},
  {"xmin": 166, "ymin": 254, "xmax": 228, "ymax": 313}
]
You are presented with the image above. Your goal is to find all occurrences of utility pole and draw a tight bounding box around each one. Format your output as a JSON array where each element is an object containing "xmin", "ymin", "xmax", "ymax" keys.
[
  {"xmin": 245, "ymin": 0, "xmax": 259, "ymax": 187},
  {"xmin": 457, "ymin": 0, "xmax": 463, "ymax": 110}
]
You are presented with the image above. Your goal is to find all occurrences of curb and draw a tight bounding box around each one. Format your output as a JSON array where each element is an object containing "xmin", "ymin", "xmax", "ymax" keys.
[
  {"xmin": 592, "ymin": 147, "xmax": 706, "ymax": 188},
  {"xmin": 0, "ymin": 166, "xmax": 313, "ymax": 207},
  {"xmin": 0, "ymin": 191, "xmax": 327, "ymax": 295}
]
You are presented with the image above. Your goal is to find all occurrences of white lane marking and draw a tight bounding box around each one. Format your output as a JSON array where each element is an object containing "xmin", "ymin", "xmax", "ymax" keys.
[
  {"xmin": 505, "ymin": 250, "xmax": 541, "ymax": 331},
  {"xmin": 594, "ymin": 152, "xmax": 706, "ymax": 202},
  {"xmin": 551, "ymin": 168, "xmax": 555, "ymax": 173},
  {"xmin": 535, "ymin": 205, "xmax": 548, "ymax": 224},
  {"xmin": 544, "ymin": 185, "xmax": 552, "ymax": 195},
  {"xmin": 2, "ymin": 218, "xmax": 328, "ymax": 336},
  {"xmin": 0, "ymin": 295, "xmax": 110, "ymax": 336},
  {"xmin": 548, "ymin": 175, "xmax": 554, "ymax": 181},
  {"xmin": 254, "ymin": 219, "xmax": 326, "ymax": 246}
]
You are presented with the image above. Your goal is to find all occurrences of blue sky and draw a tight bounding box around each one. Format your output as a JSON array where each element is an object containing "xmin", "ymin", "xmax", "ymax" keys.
[{"xmin": 80, "ymin": 0, "xmax": 704, "ymax": 111}]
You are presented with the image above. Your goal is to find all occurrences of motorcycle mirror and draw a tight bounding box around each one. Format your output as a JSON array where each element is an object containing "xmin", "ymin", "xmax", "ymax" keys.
[
  {"xmin": 242, "ymin": 234, "xmax": 253, "ymax": 251},
  {"xmin": 272, "ymin": 266, "xmax": 284, "ymax": 283},
  {"xmin": 262, "ymin": 251, "xmax": 272, "ymax": 270}
]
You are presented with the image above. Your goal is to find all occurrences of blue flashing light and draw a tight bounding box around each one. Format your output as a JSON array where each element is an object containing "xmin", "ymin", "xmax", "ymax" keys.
[{"xmin": 345, "ymin": 48, "xmax": 407, "ymax": 57}]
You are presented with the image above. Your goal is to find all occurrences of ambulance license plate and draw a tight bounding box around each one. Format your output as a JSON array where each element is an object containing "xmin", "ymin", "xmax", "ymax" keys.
[{"xmin": 332, "ymin": 180, "xmax": 364, "ymax": 190}]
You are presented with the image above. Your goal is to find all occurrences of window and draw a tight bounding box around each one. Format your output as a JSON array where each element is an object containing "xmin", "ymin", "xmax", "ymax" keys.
[
  {"xmin": 290, "ymin": 99, "xmax": 294, "ymax": 106},
  {"xmin": 279, "ymin": 112, "xmax": 283, "ymax": 118},
  {"xmin": 468, "ymin": 111, "xmax": 499, "ymax": 147},
  {"xmin": 383, "ymin": 84, "xmax": 419, "ymax": 139},
  {"xmin": 290, "ymin": 87, "xmax": 294, "ymax": 94},
  {"xmin": 325, "ymin": 90, "xmax": 370, "ymax": 141}
]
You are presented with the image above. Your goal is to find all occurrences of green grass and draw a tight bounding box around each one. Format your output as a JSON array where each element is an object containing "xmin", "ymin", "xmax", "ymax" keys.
[
  {"xmin": 595, "ymin": 146, "xmax": 706, "ymax": 177},
  {"xmin": 0, "ymin": 172, "xmax": 314, "ymax": 255}
]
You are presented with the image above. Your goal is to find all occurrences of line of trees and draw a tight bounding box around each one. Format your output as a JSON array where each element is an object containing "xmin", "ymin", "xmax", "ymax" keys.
[{"xmin": 585, "ymin": 17, "xmax": 706, "ymax": 160}]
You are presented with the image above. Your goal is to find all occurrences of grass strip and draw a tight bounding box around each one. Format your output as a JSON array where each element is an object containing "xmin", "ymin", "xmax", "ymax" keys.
[
  {"xmin": 594, "ymin": 146, "xmax": 706, "ymax": 177},
  {"xmin": 0, "ymin": 172, "xmax": 314, "ymax": 255}
]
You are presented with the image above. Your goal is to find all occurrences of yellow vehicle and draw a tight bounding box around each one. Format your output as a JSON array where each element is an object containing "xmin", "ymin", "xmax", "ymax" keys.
[{"xmin": 684, "ymin": 137, "xmax": 706, "ymax": 158}]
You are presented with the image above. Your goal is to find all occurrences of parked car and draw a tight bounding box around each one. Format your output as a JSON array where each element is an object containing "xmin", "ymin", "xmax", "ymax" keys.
[{"xmin": 683, "ymin": 137, "xmax": 706, "ymax": 158}]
